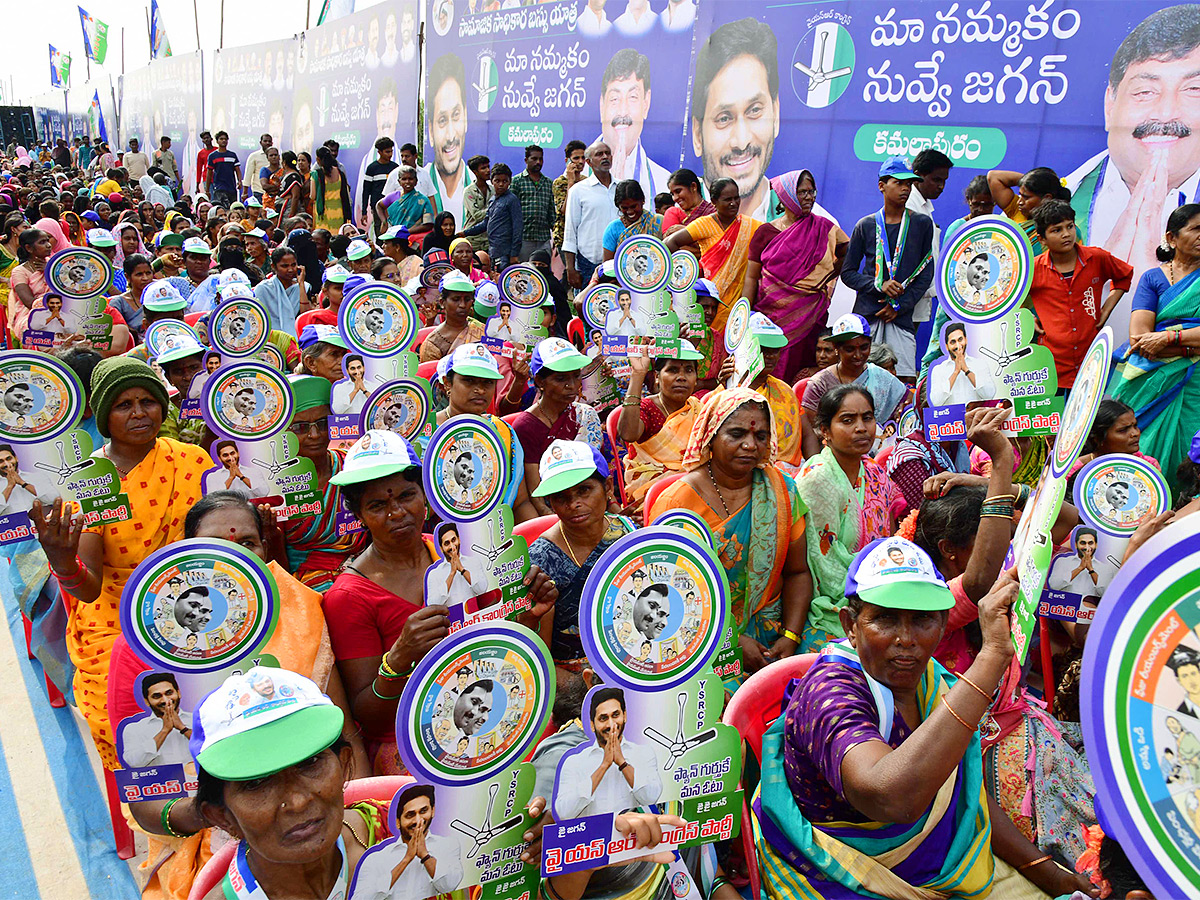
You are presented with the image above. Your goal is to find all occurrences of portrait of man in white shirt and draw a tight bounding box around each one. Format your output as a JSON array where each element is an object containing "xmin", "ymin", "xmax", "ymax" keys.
[
  {"xmin": 118, "ymin": 673, "xmax": 193, "ymax": 769},
  {"xmin": 426, "ymin": 522, "xmax": 493, "ymax": 610},
  {"xmin": 1047, "ymin": 528, "xmax": 1117, "ymax": 600},
  {"xmin": 554, "ymin": 686, "xmax": 662, "ymax": 819},
  {"xmin": 350, "ymin": 784, "xmax": 464, "ymax": 900},
  {"xmin": 928, "ymin": 322, "xmax": 997, "ymax": 406},
  {"xmin": 0, "ymin": 443, "xmax": 60, "ymax": 515}
]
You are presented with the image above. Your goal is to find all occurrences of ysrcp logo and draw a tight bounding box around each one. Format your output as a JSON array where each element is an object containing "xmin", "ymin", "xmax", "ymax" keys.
[
  {"xmin": 791, "ymin": 23, "xmax": 855, "ymax": 108},
  {"xmin": 670, "ymin": 871, "xmax": 692, "ymax": 898},
  {"xmin": 473, "ymin": 53, "xmax": 498, "ymax": 113}
]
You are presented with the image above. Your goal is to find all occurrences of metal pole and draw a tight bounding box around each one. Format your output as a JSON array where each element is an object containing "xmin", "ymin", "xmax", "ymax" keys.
[
  {"xmin": 146, "ymin": 7, "xmax": 152, "ymax": 58},
  {"xmin": 193, "ymin": 0, "xmax": 201, "ymax": 50},
  {"xmin": 306, "ymin": 0, "xmax": 311, "ymax": 30},
  {"xmin": 219, "ymin": 0, "xmax": 225, "ymax": 49}
]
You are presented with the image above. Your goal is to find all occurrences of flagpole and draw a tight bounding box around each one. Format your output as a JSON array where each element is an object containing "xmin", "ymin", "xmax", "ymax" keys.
[
  {"xmin": 146, "ymin": 6, "xmax": 152, "ymax": 59},
  {"xmin": 193, "ymin": 0, "xmax": 200, "ymax": 49},
  {"xmin": 219, "ymin": 0, "xmax": 225, "ymax": 49}
]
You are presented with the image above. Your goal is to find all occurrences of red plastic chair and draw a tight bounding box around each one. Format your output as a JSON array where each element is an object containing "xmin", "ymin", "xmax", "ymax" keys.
[
  {"xmin": 417, "ymin": 360, "xmax": 439, "ymax": 382},
  {"xmin": 184, "ymin": 312, "xmax": 205, "ymax": 327},
  {"xmin": 103, "ymin": 768, "xmax": 137, "ymax": 860},
  {"xmin": 605, "ymin": 407, "xmax": 628, "ymax": 506},
  {"xmin": 188, "ymin": 776, "xmax": 414, "ymax": 900},
  {"xmin": 722, "ymin": 653, "xmax": 818, "ymax": 900},
  {"xmin": 793, "ymin": 378, "xmax": 809, "ymax": 406},
  {"xmin": 643, "ymin": 471, "xmax": 685, "ymax": 526},
  {"xmin": 513, "ymin": 514, "xmax": 557, "ymax": 543},
  {"xmin": 566, "ymin": 316, "xmax": 585, "ymax": 349},
  {"xmin": 874, "ymin": 444, "xmax": 894, "ymax": 469}
]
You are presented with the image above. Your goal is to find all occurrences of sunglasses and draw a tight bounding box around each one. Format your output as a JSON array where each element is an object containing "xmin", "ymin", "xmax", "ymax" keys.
[{"xmin": 287, "ymin": 417, "xmax": 329, "ymax": 435}]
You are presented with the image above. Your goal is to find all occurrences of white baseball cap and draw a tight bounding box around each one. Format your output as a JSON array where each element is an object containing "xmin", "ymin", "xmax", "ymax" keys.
[
  {"xmin": 831, "ymin": 313, "xmax": 871, "ymax": 342},
  {"xmin": 845, "ymin": 538, "xmax": 953, "ymax": 611},
  {"xmin": 324, "ymin": 264, "xmax": 351, "ymax": 284},
  {"xmin": 329, "ymin": 429, "xmax": 423, "ymax": 486},
  {"xmin": 182, "ymin": 237, "xmax": 213, "ymax": 257},
  {"xmin": 532, "ymin": 439, "xmax": 609, "ymax": 497},
  {"xmin": 156, "ymin": 338, "xmax": 207, "ymax": 366},
  {"xmin": 219, "ymin": 268, "xmax": 252, "ymax": 287},
  {"xmin": 446, "ymin": 342, "xmax": 501, "ymax": 380},
  {"xmin": 245, "ymin": 196, "xmax": 264, "ymax": 209},
  {"xmin": 86, "ymin": 228, "xmax": 116, "ymax": 248},
  {"xmin": 141, "ymin": 281, "xmax": 187, "ymax": 311},
  {"xmin": 531, "ymin": 337, "xmax": 590, "ymax": 377},
  {"xmin": 346, "ymin": 239, "xmax": 372, "ymax": 261},
  {"xmin": 190, "ymin": 668, "xmax": 344, "ymax": 780},
  {"xmin": 749, "ymin": 312, "xmax": 788, "ymax": 349}
]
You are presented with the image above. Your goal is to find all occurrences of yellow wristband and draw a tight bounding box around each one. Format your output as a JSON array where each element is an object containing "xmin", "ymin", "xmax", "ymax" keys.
[{"xmin": 780, "ymin": 628, "xmax": 802, "ymax": 644}]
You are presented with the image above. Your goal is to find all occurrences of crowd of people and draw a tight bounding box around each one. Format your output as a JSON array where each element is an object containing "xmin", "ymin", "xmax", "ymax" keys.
[{"xmin": 1, "ymin": 116, "xmax": 1187, "ymax": 900}]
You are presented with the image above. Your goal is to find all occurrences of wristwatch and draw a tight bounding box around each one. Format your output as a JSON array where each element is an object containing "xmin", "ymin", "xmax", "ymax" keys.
[
  {"xmin": 618, "ymin": 761, "xmax": 630, "ymax": 771},
  {"xmin": 419, "ymin": 854, "xmax": 432, "ymax": 864}
]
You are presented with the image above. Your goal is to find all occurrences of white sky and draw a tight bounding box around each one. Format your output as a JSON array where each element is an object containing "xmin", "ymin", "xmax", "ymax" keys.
[{"xmin": 9, "ymin": 0, "xmax": 381, "ymax": 103}]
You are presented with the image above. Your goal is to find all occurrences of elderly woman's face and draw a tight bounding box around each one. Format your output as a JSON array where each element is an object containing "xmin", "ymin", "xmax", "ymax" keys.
[
  {"xmin": 547, "ymin": 475, "xmax": 607, "ymax": 531},
  {"xmin": 841, "ymin": 603, "xmax": 946, "ymax": 693},
  {"xmin": 710, "ymin": 403, "xmax": 770, "ymax": 478},
  {"xmin": 108, "ymin": 386, "xmax": 163, "ymax": 445},
  {"xmin": 206, "ymin": 746, "xmax": 352, "ymax": 868}
]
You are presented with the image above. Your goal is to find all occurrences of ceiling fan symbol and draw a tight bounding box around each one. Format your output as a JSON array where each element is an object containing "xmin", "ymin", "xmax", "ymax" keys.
[
  {"xmin": 449, "ymin": 782, "xmax": 525, "ymax": 859},
  {"xmin": 793, "ymin": 30, "xmax": 852, "ymax": 90}
]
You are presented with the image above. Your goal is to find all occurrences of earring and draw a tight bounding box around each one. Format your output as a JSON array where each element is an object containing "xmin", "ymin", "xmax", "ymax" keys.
[{"xmin": 1162, "ymin": 238, "xmax": 1172, "ymax": 251}]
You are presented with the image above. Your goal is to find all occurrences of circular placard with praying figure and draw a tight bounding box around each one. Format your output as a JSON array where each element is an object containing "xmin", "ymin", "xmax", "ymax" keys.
[
  {"xmin": 423, "ymin": 415, "xmax": 506, "ymax": 522},
  {"xmin": 203, "ymin": 362, "xmax": 292, "ymax": 442},
  {"xmin": 145, "ymin": 320, "xmax": 202, "ymax": 361},
  {"xmin": 616, "ymin": 234, "xmax": 671, "ymax": 295},
  {"xmin": 361, "ymin": 379, "xmax": 432, "ymax": 445},
  {"xmin": 209, "ymin": 296, "xmax": 269, "ymax": 358},
  {"xmin": 1051, "ymin": 329, "xmax": 1112, "ymax": 478},
  {"xmin": 580, "ymin": 284, "xmax": 618, "ymax": 333},
  {"xmin": 669, "ymin": 250, "xmax": 701, "ymax": 293},
  {"xmin": 47, "ymin": 246, "xmax": 112, "ymax": 300},
  {"xmin": 1074, "ymin": 454, "xmax": 1170, "ymax": 538},
  {"xmin": 936, "ymin": 215, "xmax": 1031, "ymax": 324},
  {"xmin": 0, "ymin": 351, "xmax": 83, "ymax": 443},
  {"xmin": 499, "ymin": 264, "xmax": 548, "ymax": 309},
  {"xmin": 395, "ymin": 621, "xmax": 554, "ymax": 786},
  {"xmin": 119, "ymin": 538, "xmax": 278, "ymax": 674},
  {"xmin": 581, "ymin": 528, "xmax": 728, "ymax": 690},
  {"xmin": 339, "ymin": 282, "xmax": 417, "ymax": 358}
]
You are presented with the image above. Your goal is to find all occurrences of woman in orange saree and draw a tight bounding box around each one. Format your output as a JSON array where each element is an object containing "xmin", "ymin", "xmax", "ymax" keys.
[
  {"xmin": 665, "ymin": 178, "xmax": 761, "ymax": 331},
  {"xmin": 32, "ymin": 357, "xmax": 211, "ymax": 769}
]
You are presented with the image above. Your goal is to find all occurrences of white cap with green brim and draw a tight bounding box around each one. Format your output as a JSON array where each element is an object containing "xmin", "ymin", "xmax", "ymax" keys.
[
  {"xmin": 328, "ymin": 429, "xmax": 423, "ymax": 486},
  {"xmin": 156, "ymin": 339, "xmax": 206, "ymax": 366},
  {"xmin": 324, "ymin": 264, "xmax": 351, "ymax": 284},
  {"xmin": 749, "ymin": 312, "xmax": 788, "ymax": 349},
  {"xmin": 245, "ymin": 228, "xmax": 268, "ymax": 240},
  {"xmin": 404, "ymin": 276, "xmax": 423, "ymax": 294},
  {"xmin": 220, "ymin": 283, "xmax": 256, "ymax": 302},
  {"xmin": 347, "ymin": 239, "xmax": 371, "ymax": 261},
  {"xmin": 845, "ymin": 537, "xmax": 954, "ymax": 611},
  {"xmin": 532, "ymin": 439, "xmax": 609, "ymax": 497},
  {"xmin": 531, "ymin": 337, "xmax": 590, "ymax": 376},
  {"xmin": 142, "ymin": 281, "xmax": 187, "ymax": 312},
  {"xmin": 182, "ymin": 237, "xmax": 213, "ymax": 256},
  {"xmin": 245, "ymin": 196, "xmax": 263, "ymax": 208},
  {"xmin": 447, "ymin": 343, "xmax": 502, "ymax": 380},
  {"xmin": 678, "ymin": 338, "xmax": 704, "ymax": 361},
  {"xmin": 190, "ymin": 668, "xmax": 344, "ymax": 781},
  {"xmin": 440, "ymin": 271, "xmax": 476, "ymax": 293},
  {"xmin": 86, "ymin": 228, "xmax": 116, "ymax": 248},
  {"xmin": 219, "ymin": 268, "xmax": 252, "ymax": 287}
]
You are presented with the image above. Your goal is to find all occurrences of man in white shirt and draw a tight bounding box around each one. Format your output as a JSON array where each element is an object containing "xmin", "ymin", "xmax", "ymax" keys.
[
  {"xmin": 119, "ymin": 673, "xmax": 193, "ymax": 769},
  {"xmin": 605, "ymin": 290, "xmax": 649, "ymax": 338},
  {"xmin": 563, "ymin": 141, "xmax": 616, "ymax": 289},
  {"xmin": 597, "ymin": 49, "xmax": 671, "ymax": 200},
  {"xmin": 427, "ymin": 522, "xmax": 492, "ymax": 609},
  {"xmin": 928, "ymin": 323, "xmax": 996, "ymax": 406},
  {"xmin": 332, "ymin": 355, "xmax": 370, "ymax": 415},
  {"xmin": 209, "ymin": 441, "xmax": 270, "ymax": 499},
  {"xmin": 661, "ymin": 0, "xmax": 695, "ymax": 31},
  {"xmin": 1168, "ymin": 647, "xmax": 1200, "ymax": 718},
  {"xmin": 555, "ymin": 687, "xmax": 662, "ymax": 819},
  {"xmin": 577, "ymin": 0, "xmax": 612, "ymax": 36},
  {"xmin": 419, "ymin": 53, "xmax": 473, "ymax": 225},
  {"xmin": 351, "ymin": 785, "xmax": 464, "ymax": 900},
  {"xmin": 1047, "ymin": 529, "xmax": 1117, "ymax": 599},
  {"xmin": 123, "ymin": 138, "xmax": 151, "ymax": 181},
  {"xmin": 614, "ymin": 0, "xmax": 657, "ymax": 37},
  {"xmin": 243, "ymin": 134, "xmax": 272, "ymax": 201},
  {"xmin": 0, "ymin": 444, "xmax": 59, "ymax": 515}
]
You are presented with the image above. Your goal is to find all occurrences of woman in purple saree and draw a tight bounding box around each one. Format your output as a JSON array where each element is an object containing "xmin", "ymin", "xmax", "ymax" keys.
[{"xmin": 744, "ymin": 170, "xmax": 849, "ymax": 384}]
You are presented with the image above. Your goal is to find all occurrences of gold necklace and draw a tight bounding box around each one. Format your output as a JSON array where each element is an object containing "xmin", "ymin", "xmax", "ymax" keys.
[{"xmin": 562, "ymin": 515, "xmax": 608, "ymax": 567}]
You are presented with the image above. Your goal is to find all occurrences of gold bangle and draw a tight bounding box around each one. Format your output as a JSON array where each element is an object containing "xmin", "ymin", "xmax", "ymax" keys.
[
  {"xmin": 957, "ymin": 673, "xmax": 993, "ymax": 701},
  {"xmin": 984, "ymin": 493, "xmax": 1016, "ymax": 502},
  {"xmin": 979, "ymin": 513, "xmax": 1014, "ymax": 520},
  {"xmin": 941, "ymin": 695, "xmax": 976, "ymax": 732},
  {"xmin": 379, "ymin": 654, "xmax": 409, "ymax": 679},
  {"xmin": 1017, "ymin": 854, "xmax": 1053, "ymax": 872},
  {"xmin": 779, "ymin": 628, "xmax": 801, "ymax": 644}
]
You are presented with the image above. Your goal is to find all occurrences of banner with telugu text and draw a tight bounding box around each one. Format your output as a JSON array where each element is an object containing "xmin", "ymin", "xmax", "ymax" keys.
[{"xmin": 118, "ymin": 52, "xmax": 204, "ymax": 188}]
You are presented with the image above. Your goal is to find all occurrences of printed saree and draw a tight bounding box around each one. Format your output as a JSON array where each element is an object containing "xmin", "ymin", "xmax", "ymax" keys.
[
  {"xmin": 72, "ymin": 438, "xmax": 210, "ymax": 768},
  {"xmin": 283, "ymin": 450, "xmax": 368, "ymax": 593},
  {"xmin": 1111, "ymin": 266, "xmax": 1200, "ymax": 491},
  {"xmin": 753, "ymin": 643, "xmax": 994, "ymax": 900},
  {"xmin": 623, "ymin": 396, "xmax": 703, "ymax": 507},
  {"xmin": 386, "ymin": 189, "xmax": 434, "ymax": 229}
]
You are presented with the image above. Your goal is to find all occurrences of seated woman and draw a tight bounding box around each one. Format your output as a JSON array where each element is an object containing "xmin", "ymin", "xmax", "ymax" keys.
[
  {"xmin": 449, "ymin": 236, "xmax": 487, "ymax": 283},
  {"xmin": 744, "ymin": 313, "xmax": 804, "ymax": 468},
  {"xmin": 417, "ymin": 271, "xmax": 485, "ymax": 363},
  {"xmin": 647, "ymin": 388, "xmax": 812, "ymax": 682},
  {"xmin": 323, "ymin": 431, "xmax": 557, "ymax": 772},
  {"xmin": 617, "ymin": 342, "xmax": 706, "ymax": 511},
  {"xmin": 281, "ymin": 376, "xmax": 368, "ymax": 591},
  {"xmin": 885, "ymin": 375, "xmax": 969, "ymax": 515},
  {"xmin": 434, "ymin": 343, "xmax": 538, "ymax": 522},
  {"xmin": 1068, "ymin": 397, "xmax": 1158, "ymax": 482},
  {"xmin": 511, "ymin": 338, "xmax": 602, "ymax": 512},
  {"xmin": 754, "ymin": 541, "xmax": 1096, "ymax": 900},
  {"xmin": 796, "ymin": 384, "xmax": 904, "ymax": 652},
  {"xmin": 528, "ymin": 440, "xmax": 637, "ymax": 671},
  {"xmin": 32, "ymin": 357, "xmax": 211, "ymax": 770},
  {"xmin": 1111, "ymin": 203, "xmax": 1200, "ymax": 490},
  {"xmin": 106, "ymin": 491, "xmax": 367, "ymax": 899}
]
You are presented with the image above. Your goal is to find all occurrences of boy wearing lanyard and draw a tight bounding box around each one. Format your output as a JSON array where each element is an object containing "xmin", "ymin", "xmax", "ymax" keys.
[{"xmin": 841, "ymin": 156, "xmax": 936, "ymax": 379}]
